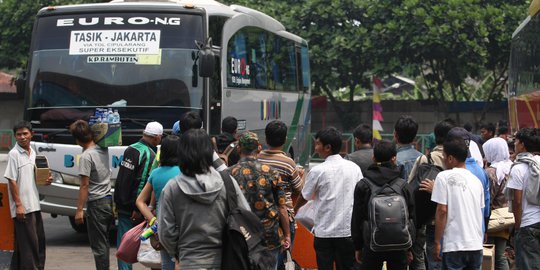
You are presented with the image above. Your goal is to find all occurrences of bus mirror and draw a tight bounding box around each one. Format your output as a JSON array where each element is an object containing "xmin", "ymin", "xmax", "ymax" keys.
[
  {"xmin": 198, "ymin": 37, "xmax": 215, "ymax": 78},
  {"xmin": 199, "ymin": 47, "xmax": 215, "ymax": 77},
  {"xmin": 15, "ymin": 70, "xmax": 26, "ymax": 98}
]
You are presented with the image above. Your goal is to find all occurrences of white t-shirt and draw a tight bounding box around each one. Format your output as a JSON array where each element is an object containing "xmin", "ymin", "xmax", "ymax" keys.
[
  {"xmin": 431, "ymin": 168, "xmax": 484, "ymax": 252},
  {"xmin": 506, "ymin": 163, "xmax": 540, "ymax": 228},
  {"xmin": 4, "ymin": 143, "xmax": 41, "ymax": 218},
  {"xmin": 302, "ymin": 154, "xmax": 363, "ymax": 238}
]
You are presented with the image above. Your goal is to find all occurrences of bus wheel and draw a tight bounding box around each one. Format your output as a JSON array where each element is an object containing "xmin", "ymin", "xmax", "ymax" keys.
[{"xmin": 68, "ymin": 216, "xmax": 87, "ymax": 233}]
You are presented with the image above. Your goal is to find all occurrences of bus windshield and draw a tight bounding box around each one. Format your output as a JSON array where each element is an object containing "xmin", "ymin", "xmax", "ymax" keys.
[
  {"xmin": 508, "ymin": 12, "xmax": 540, "ymax": 131},
  {"xmin": 27, "ymin": 12, "xmax": 205, "ymax": 130}
]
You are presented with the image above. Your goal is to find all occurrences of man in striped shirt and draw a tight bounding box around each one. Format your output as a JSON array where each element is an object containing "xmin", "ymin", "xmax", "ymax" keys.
[{"xmin": 258, "ymin": 120, "xmax": 305, "ymax": 250}]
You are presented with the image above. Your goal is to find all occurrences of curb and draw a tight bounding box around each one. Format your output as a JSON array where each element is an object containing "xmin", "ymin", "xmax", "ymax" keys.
[{"xmin": 0, "ymin": 154, "xmax": 6, "ymax": 163}]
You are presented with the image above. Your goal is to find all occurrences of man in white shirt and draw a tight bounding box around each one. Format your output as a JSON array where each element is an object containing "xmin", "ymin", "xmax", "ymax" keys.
[
  {"xmin": 506, "ymin": 128, "xmax": 540, "ymax": 270},
  {"xmin": 432, "ymin": 137, "xmax": 484, "ymax": 270},
  {"xmin": 294, "ymin": 127, "xmax": 363, "ymax": 270},
  {"xmin": 4, "ymin": 121, "xmax": 52, "ymax": 270}
]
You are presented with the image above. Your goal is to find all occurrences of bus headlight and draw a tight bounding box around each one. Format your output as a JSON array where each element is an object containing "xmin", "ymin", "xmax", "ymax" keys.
[
  {"xmin": 51, "ymin": 171, "xmax": 63, "ymax": 184},
  {"xmin": 60, "ymin": 173, "xmax": 80, "ymax": 185}
]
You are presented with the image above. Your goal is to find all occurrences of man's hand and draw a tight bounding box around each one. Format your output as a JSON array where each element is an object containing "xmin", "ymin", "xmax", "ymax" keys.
[
  {"xmin": 75, "ymin": 209, "xmax": 84, "ymax": 225},
  {"xmin": 131, "ymin": 211, "xmax": 142, "ymax": 223},
  {"xmin": 434, "ymin": 242, "xmax": 442, "ymax": 261},
  {"xmin": 407, "ymin": 250, "xmax": 414, "ymax": 265},
  {"xmin": 281, "ymin": 236, "xmax": 291, "ymax": 251},
  {"xmin": 16, "ymin": 205, "xmax": 26, "ymax": 221},
  {"xmin": 45, "ymin": 172, "xmax": 53, "ymax": 185},
  {"xmin": 419, "ymin": 179, "xmax": 435, "ymax": 193},
  {"xmin": 355, "ymin": 250, "xmax": 362, "ymax": 263}
]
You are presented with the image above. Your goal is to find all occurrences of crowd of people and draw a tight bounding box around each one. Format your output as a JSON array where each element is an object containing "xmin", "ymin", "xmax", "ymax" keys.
[{"xmin": 3, "ymin": 113, "xmax": 540, "ymax": 270}]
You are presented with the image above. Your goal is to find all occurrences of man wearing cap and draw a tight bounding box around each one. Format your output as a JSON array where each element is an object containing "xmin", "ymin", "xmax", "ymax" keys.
[
  {"xmin": 228, "ymin": 132, "xmax": 291, "ymax": 270},
  {"xmin": 114, "ymin": 121, "xmax": 163, "ymax": 270}
]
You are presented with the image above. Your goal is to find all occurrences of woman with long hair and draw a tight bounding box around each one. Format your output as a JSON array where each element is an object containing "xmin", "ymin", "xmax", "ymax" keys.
[
  {"xmin": 157, "ymin": 129, "xmax": 248, "ymax": 269},
  {"xmin": 136, "ymin": 135, "xmax": 181, "ymax": 270}
]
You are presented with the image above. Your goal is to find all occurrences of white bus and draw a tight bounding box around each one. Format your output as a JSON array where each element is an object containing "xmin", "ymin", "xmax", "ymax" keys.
[{"xmin": 20, "ymin": 0, "xmax": 311, "ymax": 231}]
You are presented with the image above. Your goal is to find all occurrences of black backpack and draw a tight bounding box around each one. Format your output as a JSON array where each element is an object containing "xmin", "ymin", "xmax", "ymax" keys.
[
  {"xmin": 408, "ymin": 154, "xmax": 443, "ymax": 226},
  {"xmin": 220, "ymin": 171, "xmax": 276, "ymax": 270},
  {"xmin": 362, "ymin": 177, "xmax": 414, "ymax": 252}
]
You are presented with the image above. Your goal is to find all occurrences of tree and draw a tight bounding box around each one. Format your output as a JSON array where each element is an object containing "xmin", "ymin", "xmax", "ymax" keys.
[
  {"xmin": 0, "ymin": 0, "xmax": 105, "ymax": 70},
  {"xmin": 224, "ymin": 0, "xmax": 373, "ymax": 130},
  {"xmin": 355, "ymin": 0, "xmax": 527, "ymax": 122}
]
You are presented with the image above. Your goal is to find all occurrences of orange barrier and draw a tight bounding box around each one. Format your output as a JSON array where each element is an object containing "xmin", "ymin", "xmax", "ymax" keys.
[
  {"xmin": 0, "ymin": 183, "xmax": 14, "ymax": 250},
  {"xmin": 291, "ymin": 223, "xmax": 317, "ymax": 269}
]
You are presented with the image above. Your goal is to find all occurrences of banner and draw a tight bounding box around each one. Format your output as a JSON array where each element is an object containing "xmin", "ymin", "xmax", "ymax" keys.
[{"xmin": 372, "ymin": 77, "xmax": 384, "ymax": 142}]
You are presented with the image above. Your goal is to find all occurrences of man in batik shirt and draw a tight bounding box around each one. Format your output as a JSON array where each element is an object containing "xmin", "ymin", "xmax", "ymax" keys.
[{"xmin": 228, "ymin": 132, "xmax": 290, "ymax": 270}]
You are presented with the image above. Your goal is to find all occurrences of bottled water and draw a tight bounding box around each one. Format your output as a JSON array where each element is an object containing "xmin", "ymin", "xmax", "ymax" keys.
[
  {"xmin": 107, "ymin": 108, "xmax": 114, "ymax": 123},
  {"xmin": 112, "ymin": 109, "xmax": 120, "ymax": 123}
]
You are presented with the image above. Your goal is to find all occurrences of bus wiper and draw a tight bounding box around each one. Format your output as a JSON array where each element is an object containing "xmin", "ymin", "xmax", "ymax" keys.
[{"xmin": 121, "ymin": 118, "xmax": 156, "ymax": 128}]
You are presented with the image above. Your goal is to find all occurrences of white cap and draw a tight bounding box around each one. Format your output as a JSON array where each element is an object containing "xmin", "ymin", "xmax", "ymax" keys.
[{"xmin": 143, "ymin": 121, "xmax": 163, "ymax": 137}]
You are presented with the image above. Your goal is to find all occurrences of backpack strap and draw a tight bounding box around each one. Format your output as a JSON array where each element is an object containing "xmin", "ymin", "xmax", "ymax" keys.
[
  {"xmin": 361, "ymin": 177, "xmax": 378, "ymax": 197},
  {"xmin": 220, "ymin": 171, "xmax": 239, "ymax": 211},
  {"xmin": 222, "ymin": 141, "xmax": 238, "ymax": 157},
  {"xmin": 426, "ymin": 153, "xmax": 434, "ymax": 165},
  {"xmin": 362, "ymin": 177, "xmax": 405, "ymax": 196},
  {"xmin": 389, "ymin": 178, "xmax": 407, "ymax": 194}
]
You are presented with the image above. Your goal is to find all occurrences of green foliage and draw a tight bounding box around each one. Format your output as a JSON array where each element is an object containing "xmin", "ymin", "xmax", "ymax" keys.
[
  {"xmin": 224, "ymin": 0, "xmax": 527, "ymax": 105},
  {"xmin": 0, "ymin": 0, "xmax": 105, "ymax": 70},
  {"xmin": 0, "ymin": 0, "xmax": 530, "ymax": 119}
]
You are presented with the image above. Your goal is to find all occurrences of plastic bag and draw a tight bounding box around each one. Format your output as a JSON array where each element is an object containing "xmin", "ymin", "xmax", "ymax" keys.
[
  {"xmin": 295, "ymin": 201, "xmax": 316, "ymax": 232},
  {"xmin": 284, "ymin": 250, "xmax": 299, "ymax": 270},
  {"xmin": 137, "ymin": 238, "xmax": 162, "ymax": 269},
  {"xmin": 116, "ymin": 221, "xmax": 146, "ymax": 264}
]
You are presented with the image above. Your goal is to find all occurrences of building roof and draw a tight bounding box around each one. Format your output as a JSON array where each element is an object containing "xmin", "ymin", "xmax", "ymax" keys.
[{"xmin": 0, "ymin": 72, "xmax": 16, "ymax": 94}]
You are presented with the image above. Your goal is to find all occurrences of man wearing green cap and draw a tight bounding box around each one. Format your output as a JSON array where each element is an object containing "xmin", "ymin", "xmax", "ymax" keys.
[{"xmin": 228, "ymin": 132, "xmax": 291, "ymax": 270}]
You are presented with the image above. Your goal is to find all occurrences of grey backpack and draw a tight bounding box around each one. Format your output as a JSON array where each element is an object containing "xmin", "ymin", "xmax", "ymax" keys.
[{"xmin": 363, "ymin": 177, "xmax": 413, "ymax": 252}]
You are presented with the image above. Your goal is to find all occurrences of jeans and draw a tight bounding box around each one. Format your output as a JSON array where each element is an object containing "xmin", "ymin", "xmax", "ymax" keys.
[
  {"xmin": 486, "ymin": 237, "xmax": 509, "ymax": 270},
  {"xmin": 277, "ymin": 221, "xmax": 296, "ymax": 269},
  {"xmin": 161, "ymin": 250, "xmax": 175, "ymax": 270},
  {"xmin": 313, "ymin": 237, "xmax": 355, "ymax": 270},
  {"xmin": 361, "ymin": 247, "xmax": 408, "ymax": 270},
  {"xmin": 426, "ymin": 225, "xmax": 442, "ymax": 270},
  {"xmin": 87, "ymin": 197, "xmax": 114, "ymax": 270},
  {"xmin": 515, "ymin": 222, "xmax": 540, "ymax": 270},
  {"xmin": 411, "ymin": 225, "xmax": 426, "ymax": 270},
  {"xmin": 117, "ymin": 213, "xmax": 133, "ymax": 270},
  {"xmin": 442, "ymin": 250, "xmax": 482, "ymax": 270}
]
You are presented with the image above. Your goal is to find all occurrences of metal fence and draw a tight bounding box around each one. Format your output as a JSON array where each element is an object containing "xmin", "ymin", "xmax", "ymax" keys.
[
  {"xmin": 309, "ymin": 133, "xmax": 433, "ymax": 162},
  {"xmin": 0, "ymin": 130, "xmax": 14, "ymax": 153}
]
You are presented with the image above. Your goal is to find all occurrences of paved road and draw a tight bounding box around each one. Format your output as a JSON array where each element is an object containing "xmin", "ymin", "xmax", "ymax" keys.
[{"xmin": 0, "ymin": 157, "xmax": 147, "ymax": 270}]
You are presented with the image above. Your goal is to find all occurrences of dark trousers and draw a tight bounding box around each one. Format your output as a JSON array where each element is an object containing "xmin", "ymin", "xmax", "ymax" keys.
[
  {"xmin": 11, "ymin": 211, "xmax": 46, "ymax": 270},
  {"xmin": 515, "ymin": 222, "xmax": 540, "ymax": 270},
  {"xmin": 87, "ymin": 197, "xmax": 114, "ymax": 270},
  {"xmin": 314, "ymin": 237, "xmax": 355, "ymax": 270},
  {"xmin": 361, "ymin": 247, "xmax": 408, "ymax": 270},
  {"xmin": 411, "ymin": 225, "xmax": 426, "ymax": 270}
]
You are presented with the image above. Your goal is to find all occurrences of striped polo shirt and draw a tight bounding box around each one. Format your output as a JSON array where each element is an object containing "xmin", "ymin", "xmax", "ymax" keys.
[{"xmin": 258, "ymin": 149, "xmax": 304, "ymax": 213}]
